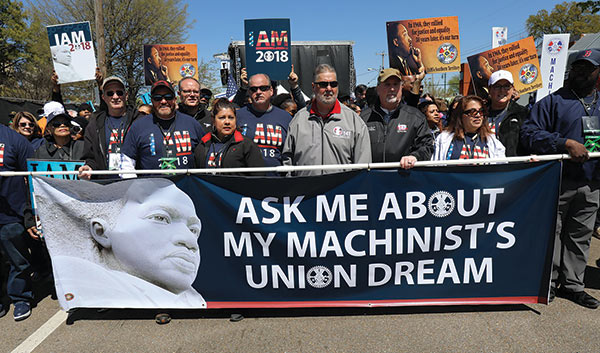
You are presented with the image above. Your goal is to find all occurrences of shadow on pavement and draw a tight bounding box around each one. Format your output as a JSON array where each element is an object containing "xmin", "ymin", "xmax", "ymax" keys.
[{"xmin": 66, "ymin": 304, "xmax": 539, "ymax": 325}]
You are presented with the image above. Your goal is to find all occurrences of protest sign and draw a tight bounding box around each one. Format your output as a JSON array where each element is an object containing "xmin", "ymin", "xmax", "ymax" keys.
[
  {"xmin": 143, "ymin": 44, "xmax": 198, "ymax": 86},
  {"xmin": 536, "ymin": 34, "xmax": 570, "ymax": 102},
  {"xmin": 387, "ymin": 17, "xmax": 460, "ymax": 75},
  {"xmin": 33, "ymin": 162, "xmax": 559, "ymax": 310},
  {"xmin": 47, "ymin": 22, "xmax": 96, "ymax": 84},
  {"xmin": 467, "ymin": 37, "xmax": 541, "ymax": 97},
  {"xmin": 244, "ymin": 19, "xmax": 291, "ymax": 80},
  {"xmin": 492, "ymin": 27, "xmax": 508, "ymax": 49}
]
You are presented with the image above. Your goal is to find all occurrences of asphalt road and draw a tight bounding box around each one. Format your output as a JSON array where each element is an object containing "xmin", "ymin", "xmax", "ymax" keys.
[{"xmin": 2, "ymin": 241, "xmax": 600, "ymax": 353}]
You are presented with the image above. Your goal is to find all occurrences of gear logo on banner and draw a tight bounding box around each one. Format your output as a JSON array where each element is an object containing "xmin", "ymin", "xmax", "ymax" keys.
[
  {"xmin": 519, "ymin": 64, "xmax": 538, "ymax": 84},
  {"xmin": 179, "ymin": 63, "xmax": 196, "ymax": 77},
  {"xmin": 546, "ymin": 39, "xmax": 564, "ymax": 55},
  {"xmin": 495, "ymin": 29, "xmax": 507, "ymax": 46},
  {"xmin": 428, "ymin": 191, "xmax": 455, "ymax": 218},
  {"xmin": 307, "ymin": 266, "xmax": 332, "ymax": 288},
  {"xmin": 437, "ymin": 43, "xmax": 458, "ymax": 64}
]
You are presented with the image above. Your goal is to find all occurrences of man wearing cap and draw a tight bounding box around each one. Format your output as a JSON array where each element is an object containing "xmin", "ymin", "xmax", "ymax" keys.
[
  {"xmin": 78, "ymin": 76, "xmax": 138, "ymax": 179},
  {"xmin": 521, "ymin": 49, "xmax": 600, "ymax": 309},
  {"xmin": 236, "ymin": 73, "xmax": 292, "ymax": 168},
  {"xmin": 487, "ymin": 70, "xmax": 528, "ymax": 156},
  {"xmin": 360, "ymin": 68, "xmax": 433, "ymax": 167},
  {"xmin": 120, "ymin": 80, "xmax": 204, "ymax": 175},
  {"xmin": 177, "ymin": 77, "xmax": 212, "ymax": 131},
  {"xmin": 282, "ymin": 64, "xmax": 371, "ymax": 176}
]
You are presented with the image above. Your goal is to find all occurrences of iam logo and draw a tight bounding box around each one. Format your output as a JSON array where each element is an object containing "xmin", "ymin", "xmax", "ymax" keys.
[{"xmin": 546, "ymin": 39, "xmax": 563, "ymax": 55}]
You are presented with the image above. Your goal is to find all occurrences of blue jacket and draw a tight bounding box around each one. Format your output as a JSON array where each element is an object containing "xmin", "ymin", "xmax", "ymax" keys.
[
  {"xmin": 520, "ymin": 87, "xmax": 600, "ymax": 181},
  {"xmin": 0, "ymin": 125, "xmax": 33, "ymax": 225}
]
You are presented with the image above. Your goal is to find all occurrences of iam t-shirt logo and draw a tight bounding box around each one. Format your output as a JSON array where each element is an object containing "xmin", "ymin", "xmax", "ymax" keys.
[
  {"xmin": 396, "ymin": 124, "xmax": 408, "ymax": 133},
  {"xmin": 332, "ymin": 126, "xmax": 351, "ymax": 138}
]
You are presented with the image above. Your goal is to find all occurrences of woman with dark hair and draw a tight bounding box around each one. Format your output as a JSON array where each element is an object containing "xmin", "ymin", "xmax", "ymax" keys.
[
  {"xmin": 432, "ymin": 95, "xmax": 505, "ymax": 160},
  {"xmin": 193, "ymin": 99, "xmax": 264, "ymax": 173},
  {"xmin": 418, "ymin": 101, "xmax": 442, "ymax": 139},
  {"xmin": 34, "ymin": 112, "xmax": 85, "ymax": 161},
  {"xmin": 11, "ymin": 111, "xmax": 44, "ymax": 149},
  {"xmin": 445, "ymin": 95, "xmax": 463, "ymax": 127}
]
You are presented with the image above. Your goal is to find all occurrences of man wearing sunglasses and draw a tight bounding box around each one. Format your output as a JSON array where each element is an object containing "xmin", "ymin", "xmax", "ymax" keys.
[
  {"xmin": 236, "ymin": 73, "xmax": 292, "ymax": 169},
  {"xmin": 78, "ymin": 76, "xmax": 137, "ymax": 179},
  {"xmin": 521, "ymin": 49, "xmax": 600, "ymax": 309},
  {"xmin": 177, "ymin": 77, "xmax": 212, "ymax": 131},
  {"xmin": 119, "ymin": 80, "xmax": 204, "ymax": 176},
  {"xmin": 283, "ymin": 64, "xmax": 371, "ymax": 176},
  {"xmin": 360, "ymin": 68, "xmax": 433, "ymax": 169}
]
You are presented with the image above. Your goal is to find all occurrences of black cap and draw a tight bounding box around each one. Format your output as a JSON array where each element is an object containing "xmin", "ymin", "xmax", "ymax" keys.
[
  {"xmin": 78, "ymin": 103, "xmax": 92, "ymax": 112},
  {"xmin": 573, "ymin": 49, "xmax": 600, "ymax": 67}
]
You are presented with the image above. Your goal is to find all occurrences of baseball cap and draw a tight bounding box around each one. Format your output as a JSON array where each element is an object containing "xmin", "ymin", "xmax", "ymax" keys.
[
  {"xmin": 78, "ymin": 102, "xmax": 93, "ymax": 112},
  {"xmin": 573, "ymin": 49, "xmax": 600, "ymax": 67},
  {"xmin": 200, "ymin": 88, "xmax": 213, "ymax": 97},
  {"xmin": 378, "ymin": 68, "xmax": 402, "ymax": 84},
  {"xmin": 488, "ymin": 70, "xmax": 514, "ymax": 86},
  {"xmin": 102, "ymin": 76, "xmax": 126, "ymax": 90},
  {"xmin": 46, "ymin": 111, "xmax": 71, "ymax": 125},
  {"xmin": 41, "ymin": 101, "xmax": 64, "ymax": 118},
  {"xmin": 151, "ymin": 80, "xmax": 175, "ymax": 95}
]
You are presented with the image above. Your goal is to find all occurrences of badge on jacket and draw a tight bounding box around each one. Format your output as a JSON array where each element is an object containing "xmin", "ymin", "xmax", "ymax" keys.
[{"xmin": 396, "ymin": 124, "xmax": 408, "ymax": 133}]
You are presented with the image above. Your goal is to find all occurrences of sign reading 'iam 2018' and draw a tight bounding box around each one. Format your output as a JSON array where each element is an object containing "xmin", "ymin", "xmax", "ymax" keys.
[{"xmin": 244, "ymin": 18, "xmax": 291, "ymax": 80}]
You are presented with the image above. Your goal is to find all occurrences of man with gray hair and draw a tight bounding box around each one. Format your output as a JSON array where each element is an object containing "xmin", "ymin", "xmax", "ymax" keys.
[
  {"xmin": 282, "ymin": 64, "xmax": 371, "ymax": 176},
  {"xmin": 236, "ymin": 73, "xmax": 292, "ymax": 168}
]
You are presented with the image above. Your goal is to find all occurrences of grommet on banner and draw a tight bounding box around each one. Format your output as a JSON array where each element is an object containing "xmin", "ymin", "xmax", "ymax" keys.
[
  {"xmin": 230, "ymin": 313, "xmax": 244, "ymax": 322},
  {"xmin": 155, "ymin": 313, "xmax": 171, "ymax": 324}
]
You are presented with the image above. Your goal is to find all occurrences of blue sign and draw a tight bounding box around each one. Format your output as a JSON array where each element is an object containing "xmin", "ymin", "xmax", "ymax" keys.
[{"xmin": 244, "ymin": 18, "xmax": 291, "ymax": 80}]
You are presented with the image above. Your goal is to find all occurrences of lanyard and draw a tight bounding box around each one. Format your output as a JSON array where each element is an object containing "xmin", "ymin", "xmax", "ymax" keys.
[{"xmin": 157, "ymin": 116, "xmax": 177, "ymax": 158}]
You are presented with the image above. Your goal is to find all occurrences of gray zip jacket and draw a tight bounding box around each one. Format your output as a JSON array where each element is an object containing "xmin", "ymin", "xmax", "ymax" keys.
[{"xmin": 282, "ymin": 100, "xmax": 372, "ymax": 176}]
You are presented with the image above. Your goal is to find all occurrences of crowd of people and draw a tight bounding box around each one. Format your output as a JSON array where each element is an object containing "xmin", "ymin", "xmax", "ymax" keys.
[{"xmin": 1, "ymin": 48, "xmax": 600, "ymax": 322}]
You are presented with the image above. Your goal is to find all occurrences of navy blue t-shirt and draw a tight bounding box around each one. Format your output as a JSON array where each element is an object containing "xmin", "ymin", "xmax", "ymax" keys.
[
  {"xmin": 121, "ymin": 111, "xmax": 204, "ymax": 170},
  {"xmin": 0, "ymin": 125, "xmax": 33, "ymax": 225},
  {"xmin": 236, "ymin": 105, "xmax": 291, "ymax": 167},
  {"xmin": 105, "ymin": 115, "xmax": 127, "ymax": 157}
]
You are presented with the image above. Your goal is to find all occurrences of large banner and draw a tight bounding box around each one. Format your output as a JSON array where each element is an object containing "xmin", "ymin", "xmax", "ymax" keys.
[
  {"xmin": 244, "ymin": 18, "xmax": 291, "ymax": 80},
  {"xmin": 143, "ymin": 44, "xmax": 198, "ymax": 86},
  {"xmin": 33, "ymin": 162, "xmax": 559, "ymax": 310},
  {"xmin": 387, "ymin": 17, "xmax": 460, "ymax": 75},
  {"xmin": 47, "ymin": 22, "xmax": 97, "ymax": 84},
  {"xmin": 467, "ymin": 37, "xmax": 542, "ymax": 97},
  {"xmin": 536, "ymin": 34, "xmax": 570, "ymax": 102}
]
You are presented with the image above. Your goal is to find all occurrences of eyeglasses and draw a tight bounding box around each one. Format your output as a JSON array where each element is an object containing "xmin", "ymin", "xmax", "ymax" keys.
[
  {"xmin": 314, "ymin": 81, "xmax": 339, "ymax": 88},
  {"xmin": 491, "ymin": 84, "xmax": 512, "ymax": 91},
  {"xmin": 105, "ymin": 90, "xmax": 125, "ymax": 97},
  {"xmin": 463, "ymin": 108, "xmax": 484, "ymax": 117},
  {"xmin": 19, "ymin": 122, "xmax": 35, "ymax": 128},
  {"xmin": 249, "ymin": 85, "xmax": 271, "ymax": 93},
  {"xmin": 151, "ymin": 93, "xmax": 175, "ymax": 101},
  {"xmin": 181, "ymin": 89, "xmax": 199, "ymax": 95},
  {"xmin": 51, "ymin": 121, "xmax": 71, "ymax": 128}
]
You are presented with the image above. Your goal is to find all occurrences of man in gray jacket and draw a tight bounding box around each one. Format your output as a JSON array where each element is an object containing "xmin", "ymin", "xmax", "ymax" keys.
[{"xmin": 282, "ymin": 64, "xmax": 371, "ymax": 176}]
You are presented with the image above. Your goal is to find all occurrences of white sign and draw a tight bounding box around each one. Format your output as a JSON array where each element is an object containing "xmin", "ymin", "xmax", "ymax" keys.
[
  {"xmin": 492, "ymin": 27, "xmax": 508, "ymax": 49},
  {"xmin": 536, "ymin": 34, "xmax": 570, "ymax": 102},
  {"xmin": 47, "ymin": 22, "xmax": 97, "ymax": 84}
]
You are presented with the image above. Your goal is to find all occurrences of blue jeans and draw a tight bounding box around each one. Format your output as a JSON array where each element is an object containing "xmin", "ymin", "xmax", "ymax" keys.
[{"xmin": 0, "ymin": 223, "xmax": 33, "ymax": 303}]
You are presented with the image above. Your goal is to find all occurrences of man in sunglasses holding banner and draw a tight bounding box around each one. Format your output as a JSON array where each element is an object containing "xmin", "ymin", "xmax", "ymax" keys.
[
  {"xmin": 119, "ymin": 80, "xmax": 204, "ymax": 176},
  {"xmin": 236, "ymin": 73, "xmax": 292, "ymax": 168},
  {"xmin": 283, "ymin": 64, "xmax": 371, "ymax": 176},
  {"xmin": 79, "ymin": 76, "xmax": 137, "ymax": 179}
]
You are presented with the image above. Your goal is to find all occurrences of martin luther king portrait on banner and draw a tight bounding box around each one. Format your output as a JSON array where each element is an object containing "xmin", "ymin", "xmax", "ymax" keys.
[
  {"xmin": 33, "ymin": 177, "xmax": 206, "ymax": 310},
  {"xmin": 387, "ymin": 22, "xmax": 425, "ymax": 76}
]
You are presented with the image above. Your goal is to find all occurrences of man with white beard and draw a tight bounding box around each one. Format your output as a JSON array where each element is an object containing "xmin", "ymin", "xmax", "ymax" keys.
[
  {"xmin": 282, "ymin": 64, "xmax": 371, "ymax": 176},
  {"xmin": 360, "ymin": 68, "xmax": 433, "ymax": 167}
]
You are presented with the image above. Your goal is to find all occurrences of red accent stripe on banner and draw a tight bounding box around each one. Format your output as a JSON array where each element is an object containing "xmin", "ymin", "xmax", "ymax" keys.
[{"xmin": 206, "ymin": 296, "xmax": 544, "ymax": 308}]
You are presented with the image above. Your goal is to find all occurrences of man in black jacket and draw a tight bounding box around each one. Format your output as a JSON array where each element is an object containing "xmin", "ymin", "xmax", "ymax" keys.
[
  {"xmin": 177, "ymin": 77, "xmax": 212, "ymax": 131},
  {"xmin": 78, "ymin": 76, "xmax": 137, "ymax": 179},
  {"xmin": 360, "ymin": 68, "xmax": 433, "ymax": 168},
  {"xmin": 487, "ymin": 70, "xmax": 528, "ymax": 156}
]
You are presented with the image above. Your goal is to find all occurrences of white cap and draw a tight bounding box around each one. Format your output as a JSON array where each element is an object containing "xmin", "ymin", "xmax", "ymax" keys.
[
  {"xmin": 41, "ymin": 101, "xmax": 64, "ymax": 118},
  {"xmin": 488, "ymin": 70, "xmax": 514, "ymax": 86}
]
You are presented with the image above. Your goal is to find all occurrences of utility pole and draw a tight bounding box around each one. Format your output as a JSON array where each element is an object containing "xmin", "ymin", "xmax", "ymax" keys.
[
  {"xmin": 94, "ymin": 0, "xmax": 105, "ymax": 77},
  {"xmin": 375, "ymin": 52, "xmax": 386, "ymax": 71}
]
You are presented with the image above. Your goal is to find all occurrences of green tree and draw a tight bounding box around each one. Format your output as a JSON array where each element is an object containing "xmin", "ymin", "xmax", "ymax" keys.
[
  {"xmin": 26, "ymin": 0, "xmax": 195, "ymax": 104},
  {"xmin": 0, "ymin": 0, "xmax": 31, "ymax": 94},
  {"xmin": 526, "ymin": 1, "xmax": 600, "ymax": 45}
]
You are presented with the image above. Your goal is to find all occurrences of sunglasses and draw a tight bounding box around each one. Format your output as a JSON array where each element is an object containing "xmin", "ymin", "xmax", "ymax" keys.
[
  {"xmin": 51, "ymin": 120, "xmax": 71, "ymax": 128},
  {"xmin": 200, "ymin": 94, "xmax": 211, "ymax": 99},
  {"xmin": 249, "ymin": 85, "xmax": 271, "ymax": 93},
  {"xmin": 491, "ymin": 84, "xmax": 512, "ymax": 91},
  {"xmin": 314, "ymin": 81, "xmax": 338, "ymax": 88},
  {"xmin": 105, "ymin": 90, "xmax": 125, "ymax": 97},
  {"xmin": 19, "ymin": 122, "xmax": 35, "ymax": 128},
  {"xmin": 151, "ymin": 93, "xmax": 175, "ymax": 101},
  {"xmin": 463, "ymin": 108, "xmax": 485, "ymax": 118}
]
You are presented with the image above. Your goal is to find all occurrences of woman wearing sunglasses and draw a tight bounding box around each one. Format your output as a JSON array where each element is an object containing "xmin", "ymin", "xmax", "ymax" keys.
[
  {"xmin": 193, "ymin": 99, "xmax": 264, "ymax": 174},
  {"xmin": 34, "ymin": 111, "xmax": 85, "ymax": 161},
  {"xmin": 432, "ymin": 95, "xmax": 505, "ymax": 160},
  {"xmin": 10, "ymin": 112, "xmax": 44, "ymax": 150}
]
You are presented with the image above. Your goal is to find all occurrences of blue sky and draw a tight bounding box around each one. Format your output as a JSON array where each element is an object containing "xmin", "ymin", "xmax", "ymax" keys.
[{"xmin": 184, "ymin": 0, "xmax": 566, "ymax": 88}]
